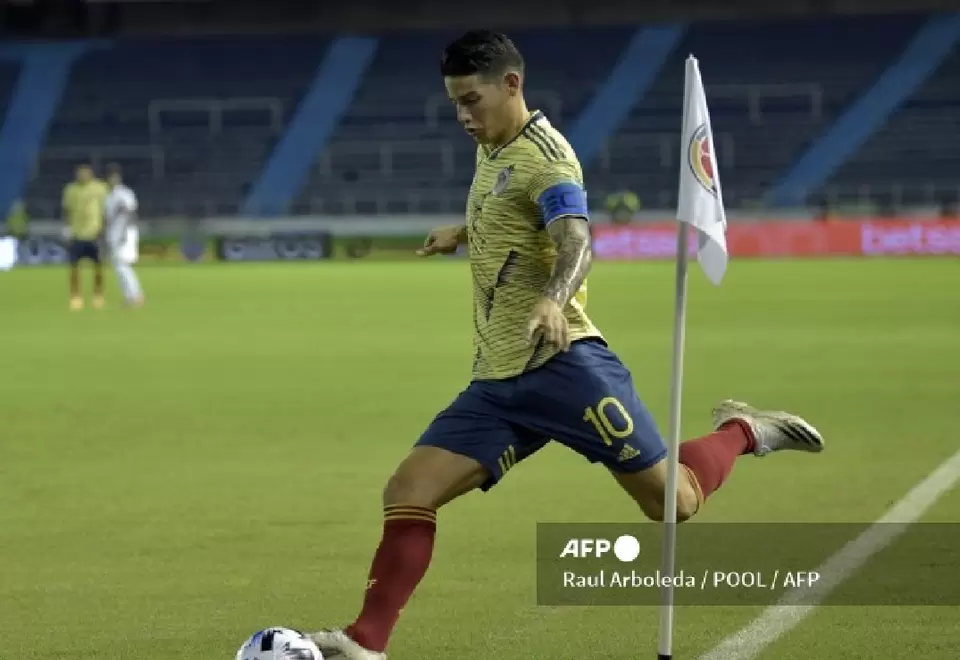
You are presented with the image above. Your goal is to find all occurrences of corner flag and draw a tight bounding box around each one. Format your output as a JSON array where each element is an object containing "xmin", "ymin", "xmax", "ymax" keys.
[
  {"xmin": 677, "ymin": 55, "xmax": 728, "ymax": 285},
  {"xmin": 656, "ymin": 54, "xmax": 729, "ymax": 660}
]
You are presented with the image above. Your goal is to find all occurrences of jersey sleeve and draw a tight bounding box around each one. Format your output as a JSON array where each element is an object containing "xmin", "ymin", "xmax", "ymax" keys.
[{"xmin": 526, "ymin": 160, "xmax": 589, "ymax": 227}]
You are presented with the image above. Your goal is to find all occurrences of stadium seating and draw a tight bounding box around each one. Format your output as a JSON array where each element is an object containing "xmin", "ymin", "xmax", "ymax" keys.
[
  {"xmin": 292, "ymin": 27, "xmax": 638, "ymax": 215},
  {"xmin": 298, "ymin": 15, "xmax": 937, "ymax": 214},
  {"xmin": 825, "ymin": 47, "xmax": 960, "ymax": 210},
  {"xmin": 16, "ymin": 14, "xmax": 960, "ymax": 218},
  {"xmin": 596, "ymin": 15, "xmax": 930, "ymax": 210},
  {"xmin": 23, "ymin": 36, "xmax": 330, "ymax": 218}
]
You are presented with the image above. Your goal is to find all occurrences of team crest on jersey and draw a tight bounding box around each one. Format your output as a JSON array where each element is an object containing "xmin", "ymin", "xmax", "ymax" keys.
[
  {"xmin": 687, "ymin": 123, "xmax": 717, "ymax": 198},
  {"xmin": 492, "ymin": 165, "xmax": 515, "ymax": 196}
]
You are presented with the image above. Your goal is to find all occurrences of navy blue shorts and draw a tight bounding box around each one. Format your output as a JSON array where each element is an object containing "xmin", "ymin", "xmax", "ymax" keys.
[
  {"xmin": 416, "ymin": 338, "xmax": 668, "ymax": 490},
  {"xmin": 69, "ymin": 239, "xmax": 101, "ymax": 265}
]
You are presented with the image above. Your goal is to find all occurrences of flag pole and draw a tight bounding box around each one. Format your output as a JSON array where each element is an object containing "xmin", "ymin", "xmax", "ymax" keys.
[
  {"xmin": 657, "ymin": 53, "xmax": 728, "ymax": 658},
  {"xmin": 657, "ymin": 221, "xmax": 689, "ymax": 660},
  {"xmin": 657, "ymin": 52, "xmax": 698, "ymax": 660}
]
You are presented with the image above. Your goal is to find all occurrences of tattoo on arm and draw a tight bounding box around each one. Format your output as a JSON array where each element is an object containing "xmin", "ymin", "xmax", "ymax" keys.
[{"xmin": 543, "ymin": 216, "xmax": 593, "ymax": 306}]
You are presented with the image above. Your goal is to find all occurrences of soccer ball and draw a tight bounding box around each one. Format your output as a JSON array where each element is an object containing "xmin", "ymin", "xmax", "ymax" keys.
[{"xmin": 235, "ymin": 627, "xmax": 323, "ymax": 660}]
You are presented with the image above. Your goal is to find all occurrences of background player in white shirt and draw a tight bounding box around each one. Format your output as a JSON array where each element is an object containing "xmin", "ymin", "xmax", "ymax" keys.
[{"xmin": 104, "ymin": 164, "xmax": 144, "ymax": 307}]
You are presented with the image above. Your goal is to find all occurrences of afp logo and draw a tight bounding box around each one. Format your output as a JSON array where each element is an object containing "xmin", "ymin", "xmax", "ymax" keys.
[
  {"xmin": 687, "ymin": 123, "xmax": 717, "ymax": 198},
  {"xmin": 559, "ymin": 535, "xmax": 641, "ymax": 563}
]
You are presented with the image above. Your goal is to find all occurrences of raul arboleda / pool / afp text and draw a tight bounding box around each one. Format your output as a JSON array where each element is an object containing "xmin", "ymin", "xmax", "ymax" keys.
[{"xmin": 536, "ymin": 523, "xmax": 959, "ymax": 607}]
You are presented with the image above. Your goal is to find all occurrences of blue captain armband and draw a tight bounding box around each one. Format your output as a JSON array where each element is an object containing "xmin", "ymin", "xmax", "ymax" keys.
[{"xmin": 536, "ymin": 182, "xmax": 589, "ymax": 227}]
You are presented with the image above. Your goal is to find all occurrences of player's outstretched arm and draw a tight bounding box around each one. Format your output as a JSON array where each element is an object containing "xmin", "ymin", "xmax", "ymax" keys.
[{"xmin": 542, "ymin": 216, "xmax": 592, "ymax": 306}]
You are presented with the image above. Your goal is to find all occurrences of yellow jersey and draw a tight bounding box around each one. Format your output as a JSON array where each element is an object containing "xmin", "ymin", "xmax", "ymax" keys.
[
  {"xmin": 467, "ymin": 110, "xmax": 603, "ymax": 381},
  {"xmin": 63, "ymin": 179, "xmax": 108, "ymax": 240}
]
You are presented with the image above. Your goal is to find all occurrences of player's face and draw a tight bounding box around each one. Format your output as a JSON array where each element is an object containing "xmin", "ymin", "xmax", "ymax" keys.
[
  {"xmin": 445, "ymin": 72, "xmax": 519, "ymax": 145},
  {"xmin": 76, "ymin": 166, "xmax": 93, "ymax": 183},
  {"xmin": 107, "ymin": 173, "xmax": 121, "ymax": 188}
]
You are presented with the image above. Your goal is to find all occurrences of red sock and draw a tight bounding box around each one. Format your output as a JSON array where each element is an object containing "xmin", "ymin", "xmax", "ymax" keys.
[
  {"xmin": 346, "ymin": 504, "xmax": 436, "ymax": 653},
  {"xmin": 679, "ymin": 421, "xmax": 755, "ymax": 501}
]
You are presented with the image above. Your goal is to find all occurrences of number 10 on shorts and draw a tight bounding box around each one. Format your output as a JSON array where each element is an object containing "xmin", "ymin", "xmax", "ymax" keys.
[{"xmin": 583, "ymin": 397, "xmax": 635, "ymax": 446}]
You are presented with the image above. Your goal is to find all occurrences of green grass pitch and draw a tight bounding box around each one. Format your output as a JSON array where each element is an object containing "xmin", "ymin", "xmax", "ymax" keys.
[{"xmin": 2, "ymin": 258, "xmax": 958, "ymax": 659}]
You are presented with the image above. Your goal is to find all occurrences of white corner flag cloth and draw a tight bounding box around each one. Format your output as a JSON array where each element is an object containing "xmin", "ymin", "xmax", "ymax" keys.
[{"xmin": 677, "ymin": 55, "xmax": 728, "ymax": 285}]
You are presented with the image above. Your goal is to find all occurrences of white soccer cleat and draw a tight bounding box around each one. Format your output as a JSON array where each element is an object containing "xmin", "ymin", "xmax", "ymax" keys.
[
  {"xmin": 307, "ymin": 629, "xmax": 386, "ymax": 660},
  {"xmin": 712, "ymin": 399, "xmax": 824, "ymax": 457}
]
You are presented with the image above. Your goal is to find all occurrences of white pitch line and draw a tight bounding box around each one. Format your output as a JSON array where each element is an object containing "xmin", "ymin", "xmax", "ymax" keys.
[{"xmin": 698, "ymin": 448, "xmax": 960, "ymax": 660}]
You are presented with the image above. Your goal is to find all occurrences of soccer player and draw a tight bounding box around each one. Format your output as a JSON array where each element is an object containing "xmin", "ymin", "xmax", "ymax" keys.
[
  {"xmin": 62, "ymin": 163, "xmax": 109, "ymax": 310},
  {"xmin": 104, "ymin": 163, "xmax": 144, "ymax": 307},
  {"xmin": 310, "ymin": 31, "xmax": 824, "ymax": 659}
]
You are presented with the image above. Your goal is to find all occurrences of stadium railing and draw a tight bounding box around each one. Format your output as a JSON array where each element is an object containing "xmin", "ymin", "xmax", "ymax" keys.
[
  {"xmin": 147, "ymin": 97, "xmax": 286, "ymax": 137},
  {"xmin": 30, "ymin": 144, "xmax": 166, "ymax": 185},
  {"xmin": 593, "ymin": 131, "xmax": 737, "ymax": 172},
  {"xmin": 706, "ymin": 83, "xmax": 824, "ymax": 124},
  {"xmin": 314, "ymin": 139, "xmax": 457, "ymax": 182}
]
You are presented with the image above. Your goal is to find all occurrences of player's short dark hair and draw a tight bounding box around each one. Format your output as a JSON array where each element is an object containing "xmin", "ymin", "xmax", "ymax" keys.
[
  {"xmin": 440, "ymin": 30, "xmax": 524, "ymax": 79},
  {"xmin": 105, "ymin": 162, "xmax": 122, "ymax": 178}
]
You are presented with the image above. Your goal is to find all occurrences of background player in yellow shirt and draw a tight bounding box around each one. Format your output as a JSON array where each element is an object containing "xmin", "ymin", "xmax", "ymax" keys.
[
  {"xmin": 311, "ymin": 31, "xmax": 824, "ymax": 660},
  {"xmin": 62, "ymin": 163, "xmax": 109, "ymax": 310}
]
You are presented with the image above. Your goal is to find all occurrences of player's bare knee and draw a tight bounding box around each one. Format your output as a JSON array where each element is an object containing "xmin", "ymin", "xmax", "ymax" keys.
[
  {"xmin": 676, "ymin": 484, "xmax": 700, "ymax": 522},
  {"xmin": 382, "ymin": 446, "xmax": 487, "ymax": 510},
  {"xmin": 382, "ymin": 466, "xmax": 437, "ymax": 509},
  {"xmin": 637, "ymin": 498, "xmax": 665, "ymax": 522},
  {"xmin": 382, "ymin": 469, "xmax": 418, "ymax": 508},
  {"xmin": 635, "ymin": 489, "xmax": 697, "ymax": 523}
]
